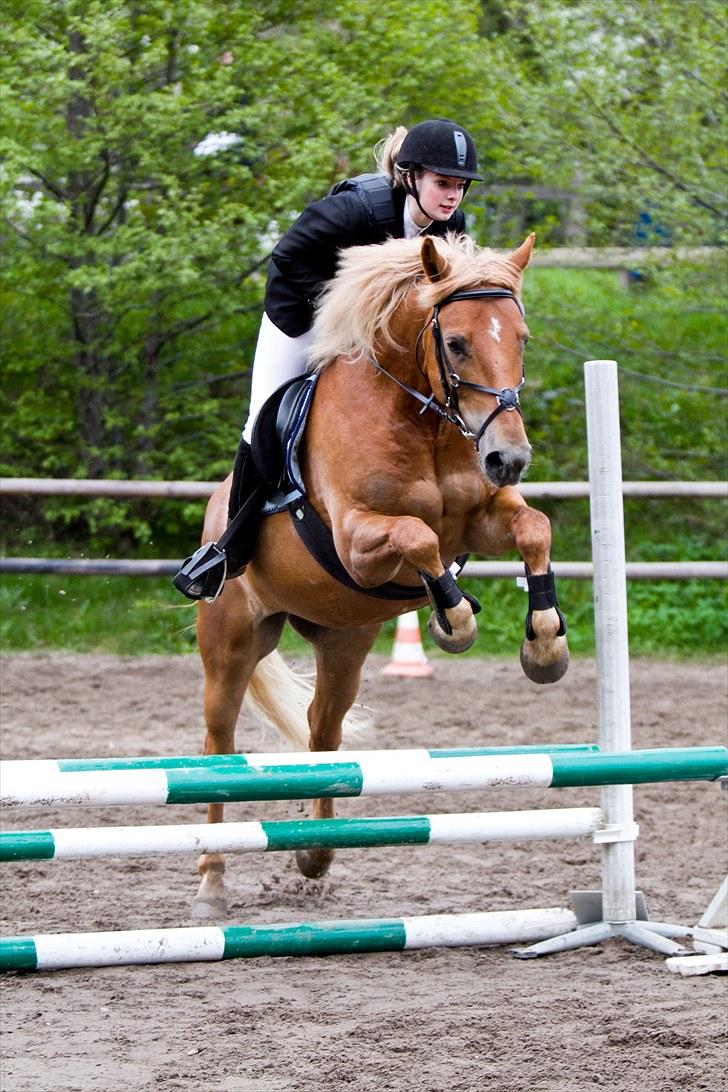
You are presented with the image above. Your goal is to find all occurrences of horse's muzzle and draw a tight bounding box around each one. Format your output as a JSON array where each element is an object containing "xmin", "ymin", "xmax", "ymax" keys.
[{"xmin": 481, "ymin": 444, "xmax": 531, "ymax": 487}]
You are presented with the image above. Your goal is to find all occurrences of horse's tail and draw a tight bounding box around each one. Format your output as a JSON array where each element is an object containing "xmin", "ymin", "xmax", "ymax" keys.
[{"xmin": 243, "ymin": 650, "xmax": 376, "ymax": 750}]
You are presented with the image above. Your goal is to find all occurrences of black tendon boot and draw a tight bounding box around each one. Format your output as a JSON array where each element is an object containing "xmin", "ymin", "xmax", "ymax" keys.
[{"xmin": 173, "ymin": 438, "xmax": 264, "ymax": 602}]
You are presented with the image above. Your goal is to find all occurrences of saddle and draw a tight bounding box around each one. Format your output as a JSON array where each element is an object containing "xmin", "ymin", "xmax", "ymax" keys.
[
  {"xmin": 251, "ymin": 373, "xmax": 317, "ymax": 513},
  {"xmin": 250, "ymin": 376, "xmax": 465, "ymax": 602}
]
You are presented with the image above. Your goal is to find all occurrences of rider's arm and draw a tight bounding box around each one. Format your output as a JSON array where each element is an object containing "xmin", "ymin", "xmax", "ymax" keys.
[{"xmin": 265, "ymin": 190, "xmax": 375, "ymax": 336}]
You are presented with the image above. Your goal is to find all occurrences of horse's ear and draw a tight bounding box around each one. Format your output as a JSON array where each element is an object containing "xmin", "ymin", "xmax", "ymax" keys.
[
  {"xmin": 509, "ymin": 232, "xmax": 536, "ymax": 271},
  {"xmin": 421, "ymin": 237, "xmax": 449, "ymax": 282}
]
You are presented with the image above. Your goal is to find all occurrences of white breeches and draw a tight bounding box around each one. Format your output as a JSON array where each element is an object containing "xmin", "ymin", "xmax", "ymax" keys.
[{"xmin": 242, "ymin": 313, "xmax": 315, "ymax": 443}]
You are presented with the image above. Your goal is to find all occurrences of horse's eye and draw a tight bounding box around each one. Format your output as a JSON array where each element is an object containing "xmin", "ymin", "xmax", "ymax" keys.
[{"xmin": 446, "ymin": 337, "xmax": 466, "ymax": 356}]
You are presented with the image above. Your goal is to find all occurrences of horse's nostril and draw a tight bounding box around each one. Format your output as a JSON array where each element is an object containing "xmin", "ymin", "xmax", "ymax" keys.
[{"xmin": 484, "ymin": 449, "xmax": 527, "ymax": 485}]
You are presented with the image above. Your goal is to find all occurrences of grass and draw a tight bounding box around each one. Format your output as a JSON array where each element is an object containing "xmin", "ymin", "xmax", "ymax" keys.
[{"xmin": 0, "ymin": 573, "xmax": 724, "ymax": 659}]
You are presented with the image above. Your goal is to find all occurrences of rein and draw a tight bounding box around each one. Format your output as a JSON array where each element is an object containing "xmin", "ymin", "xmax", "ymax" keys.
[{"xmin": 373, "ymin": 288, "xmax": 526, "ymax": 447}]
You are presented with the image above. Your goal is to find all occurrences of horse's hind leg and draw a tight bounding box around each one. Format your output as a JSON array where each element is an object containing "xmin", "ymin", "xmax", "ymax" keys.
[
  {"xmin": 289, "ymin": 619, "xmax": 380, "ymax": 879},
  {"xmin": 193, "ymin": 590, "xmax": 285, "ymax": 919}
]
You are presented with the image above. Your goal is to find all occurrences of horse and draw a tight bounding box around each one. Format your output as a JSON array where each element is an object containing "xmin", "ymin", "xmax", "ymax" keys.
[{"xmin": 192, "ymin": 231, "xmax": 569, "ymax": 917}]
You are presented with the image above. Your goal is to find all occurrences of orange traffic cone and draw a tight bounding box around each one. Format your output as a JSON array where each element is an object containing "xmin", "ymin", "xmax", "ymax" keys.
[{"xmin": 381, "ymin": 611, "xmax": 434, "ymax": 677}]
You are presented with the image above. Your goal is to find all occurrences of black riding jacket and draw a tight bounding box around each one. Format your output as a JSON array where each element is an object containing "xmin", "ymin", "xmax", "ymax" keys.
[{"xmin": 264, "ymin": 181, "xmax": 466, "ymax": 337}]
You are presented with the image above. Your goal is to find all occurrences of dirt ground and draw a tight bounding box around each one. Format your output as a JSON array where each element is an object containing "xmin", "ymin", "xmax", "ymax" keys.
[{"xmin": 0, "ymin": 650, "xmax": 726, "ymax": 1092}]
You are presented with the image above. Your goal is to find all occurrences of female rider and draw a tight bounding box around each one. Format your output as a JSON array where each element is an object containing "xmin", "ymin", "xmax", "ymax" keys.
[{"xmin": 175, "ymin": 118, "xmax": 483, "ymax": 601}]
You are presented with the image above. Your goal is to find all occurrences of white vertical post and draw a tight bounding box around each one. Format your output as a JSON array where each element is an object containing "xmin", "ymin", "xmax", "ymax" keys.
[{"xmin": 584, "ymin": 360, "xmax": 637, "ymax": 923}]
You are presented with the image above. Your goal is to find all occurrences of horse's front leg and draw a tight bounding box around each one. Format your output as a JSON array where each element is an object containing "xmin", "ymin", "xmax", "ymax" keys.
[
  {"xmin": 341, "ymin": 511, "xmax": 477, "ymax": 653},
  {"xmin": 484, "ymin": 488, "xmax": 569, "ymax": 684}
]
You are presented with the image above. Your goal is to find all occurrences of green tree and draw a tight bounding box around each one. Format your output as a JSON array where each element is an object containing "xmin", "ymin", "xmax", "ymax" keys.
[
  {"xmin": 1, "ymin": 0, "xmax": 485, "ymax": 494},
  {"xmin": 470, "ymin": 0, "xmax": 727, "ymax": 245},
  {"xmin": 1, "ymin": 0, "xmax": 725, "ymax": 558}
]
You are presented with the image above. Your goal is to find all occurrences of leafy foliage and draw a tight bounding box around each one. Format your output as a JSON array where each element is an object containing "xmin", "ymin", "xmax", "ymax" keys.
[
  {"xmin": 1, "ymin": 0, "xmax": 485, "ymax": 490},
  {"xmin": 1, "ymin": 0, "xmax": 725, "ymax": 656},
  {"xmin": 471, "ymin": 0, "xmax": 727, "ymax": 244}
]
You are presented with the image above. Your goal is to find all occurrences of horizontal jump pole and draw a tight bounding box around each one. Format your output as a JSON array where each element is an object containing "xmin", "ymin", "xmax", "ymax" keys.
[
  {"xmin": 0, "ymin": 558, "xmax": 179, "ymax": 576},
  {"xmin": 0, "ymin": 743, "xmax": 599, "ymax": 777},
  {"xmin": 2, "ymin": 557, "xmax": 726, "ymax": 580},
  {"xmin": 2, "ymin": 748, "xmax": 726, "ymax": 808},
  {"xmin": 0, "ymin": 907, "xmax": 580, "ymax": 971},
  {"xmin": 0, "ymin": 807, "xmax": 605, "ymax": 862}
]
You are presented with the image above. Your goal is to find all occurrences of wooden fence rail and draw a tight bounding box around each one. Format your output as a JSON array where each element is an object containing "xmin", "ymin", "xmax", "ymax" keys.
[
  {"xmin": 1, "ymin": 558, "xmax": 725, "ymax": 580},
  {"xmin": 527, "ymin": 246, "xmax": 721, "ymax": 269},
  {"xmin": 2, "ymin": 478, "xmax": 727, "ymax": 500},
  {"xmin": 1, "ymin": 477, "xmax": 725, "ymax": 581}
]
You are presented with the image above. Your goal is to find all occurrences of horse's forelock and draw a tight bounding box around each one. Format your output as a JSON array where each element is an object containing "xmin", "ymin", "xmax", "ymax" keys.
[{"xmin": 307, "ymin": 235, "xmax": 524, "ymax": 372}]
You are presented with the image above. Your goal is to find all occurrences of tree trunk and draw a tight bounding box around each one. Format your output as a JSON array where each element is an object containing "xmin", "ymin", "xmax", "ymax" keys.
[{"xmin": 66, "ymin": 30, "xmax": 112, "ymax": 478}]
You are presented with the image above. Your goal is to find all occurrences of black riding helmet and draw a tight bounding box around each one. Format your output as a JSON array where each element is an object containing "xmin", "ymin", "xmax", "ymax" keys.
[
  {"xmin": 396, "ymin": 119, "xmax": 483, "ymax": 182},
  {"xmin": 396, "ymin": 119, "xmax": 482, "ymax": 222}
]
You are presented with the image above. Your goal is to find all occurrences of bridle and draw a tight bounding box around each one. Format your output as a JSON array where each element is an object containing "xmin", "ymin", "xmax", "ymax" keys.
[
  {"xmin": 372, "ymin": 288, "xmax": 526, "ymax": 448},
  {"xmin": 430, "ymin": 288, "xmax": 527, "ymax": 446}
]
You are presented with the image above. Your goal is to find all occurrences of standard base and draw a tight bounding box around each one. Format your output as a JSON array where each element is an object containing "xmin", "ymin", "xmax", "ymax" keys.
[
  {"xmin": 510, "ymin": 890, "xmax": 697, "ymax": 960},
  {"xmin": 511, "ymin": 919, "xmax": 695, "ymax": 959}
]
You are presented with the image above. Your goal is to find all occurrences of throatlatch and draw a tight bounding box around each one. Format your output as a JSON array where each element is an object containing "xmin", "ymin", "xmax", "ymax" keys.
[
  {"xmin": 523, "ymin": 564, "xmax": 567, "ymax": 641},
  {"xmin": 419, "ymin": 568, "xmax": 482, "ymax": 635}
]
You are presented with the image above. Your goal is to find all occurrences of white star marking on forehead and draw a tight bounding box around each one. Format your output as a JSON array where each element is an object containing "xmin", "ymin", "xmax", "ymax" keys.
[{"xmin": 489, "ymin": 316, "xmax": 502, "ymax": 343}]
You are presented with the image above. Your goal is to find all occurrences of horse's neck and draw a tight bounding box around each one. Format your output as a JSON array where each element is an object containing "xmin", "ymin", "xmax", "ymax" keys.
[
  {"xmin": 305, "ymin": 356, "xmax": 487, "ymax": 546},
  {"xmin": 317, "ymin": 354, "xmax": 480, "ymax": 481},
  {"xmin": 374, "ymin": 302, "xmax": 431, "ymax": 395}
]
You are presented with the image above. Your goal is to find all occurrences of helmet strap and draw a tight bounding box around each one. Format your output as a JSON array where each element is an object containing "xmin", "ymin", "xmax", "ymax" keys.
[{"xmin": 404, "ymin": 170, "xmax": 434, "ymax": 225}]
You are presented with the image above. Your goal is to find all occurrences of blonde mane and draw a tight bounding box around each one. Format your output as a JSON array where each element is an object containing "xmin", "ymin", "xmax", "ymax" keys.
[{"xmin": 307, "ymin": 234, "xmax": 524, "ymax": 371}]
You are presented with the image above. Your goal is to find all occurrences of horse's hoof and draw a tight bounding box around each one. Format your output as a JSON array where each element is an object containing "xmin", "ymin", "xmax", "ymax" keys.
[
  {"xmin": 295, "ymin": 847, "xmax": 334, "ymax": 879},
  {"xmin": 519, "ymin": 636, "xmax": 570, "ymax": 684},
  {"xmin": 427, "ymin": 611, "xmax": 477, "ymax": 654},
  {"xmin": 191, "ymin": 894, "xmax": 228, "ymax": 921}
]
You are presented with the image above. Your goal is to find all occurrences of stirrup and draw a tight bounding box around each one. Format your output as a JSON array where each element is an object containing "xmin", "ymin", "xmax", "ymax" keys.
[{"xmin": 173, "ymin": 543, "xmax": 228, "ymax": 603}]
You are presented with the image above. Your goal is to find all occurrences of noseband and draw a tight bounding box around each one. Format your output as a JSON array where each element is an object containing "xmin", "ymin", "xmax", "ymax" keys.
[{"xmin": 372, "ymin": 288, "xmax": 526, "ymax": 447}]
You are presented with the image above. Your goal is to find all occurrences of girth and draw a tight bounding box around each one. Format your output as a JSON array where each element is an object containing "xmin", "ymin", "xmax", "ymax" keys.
[{"xmin": 287, "ymin": 498, "xmax": 431, "ymax": 602}]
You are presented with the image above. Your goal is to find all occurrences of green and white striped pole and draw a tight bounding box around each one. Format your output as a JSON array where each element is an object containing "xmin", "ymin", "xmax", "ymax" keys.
[
  {"xmin": 1, "ymin": 748, "xmax": 725, "ymax": 808},
  {"xmin": 0, "ymin": 806, "xmax": 605, "ymax": 862},
  {"xmin": 0, "ymin": 742, "xmax": 597, "ymax": 774},
  {"xmin": 0, "ymin": 907, "xmax": 580, "ymax": 972}
]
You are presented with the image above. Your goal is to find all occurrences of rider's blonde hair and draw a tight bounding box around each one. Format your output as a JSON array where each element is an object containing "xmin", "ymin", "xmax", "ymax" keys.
[{"xmin": 375, "ymin": 126, "xmax": 419, "ymax": 188}]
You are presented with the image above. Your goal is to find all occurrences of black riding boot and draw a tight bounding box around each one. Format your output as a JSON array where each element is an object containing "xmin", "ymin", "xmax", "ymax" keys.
[
  {"xmin": 172, "ymin": 438, "xmax": 264, "ymax": 602},
  {"xmin": 226, "ymin": 437, "xmax": 266, "ymax": 573}
]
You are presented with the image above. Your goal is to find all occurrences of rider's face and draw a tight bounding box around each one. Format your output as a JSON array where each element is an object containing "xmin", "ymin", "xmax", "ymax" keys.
[{"xmin": 409, "ymin": 170, "xmax": 467, "ymax": 226}]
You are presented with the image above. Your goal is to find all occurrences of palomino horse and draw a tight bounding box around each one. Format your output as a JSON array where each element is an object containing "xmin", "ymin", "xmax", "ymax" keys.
[{"xmin": 193, "ymin": 231, "xmax": 568, "ymax": 916}]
